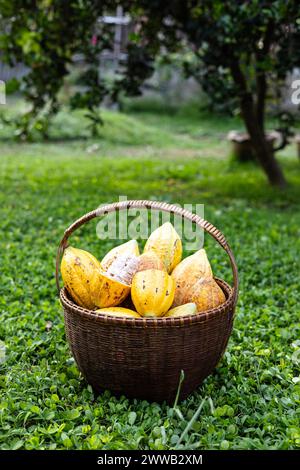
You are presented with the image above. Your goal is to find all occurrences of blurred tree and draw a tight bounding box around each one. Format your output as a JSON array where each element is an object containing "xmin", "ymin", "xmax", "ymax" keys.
[
  {"xmin": 124, "ymin": 0, "xmax": 300, "ymax": 187},
  {"xmin": 0, "ymin": 0, "xmax": 114, "ymax": 139}
]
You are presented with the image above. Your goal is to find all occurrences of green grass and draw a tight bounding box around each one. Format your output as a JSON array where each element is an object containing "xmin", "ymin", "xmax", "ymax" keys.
[{"xmin": 0, "ymin": 100, "xmax": 299, "ymax": 450}]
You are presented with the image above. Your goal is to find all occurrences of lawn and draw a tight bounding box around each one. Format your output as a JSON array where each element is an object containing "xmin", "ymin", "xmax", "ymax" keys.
[{"xmin": 0, "ymin": 101, "xmax": 299, "ymax": 450}]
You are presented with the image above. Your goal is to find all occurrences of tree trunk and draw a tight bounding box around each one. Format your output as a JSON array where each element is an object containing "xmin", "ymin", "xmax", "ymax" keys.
[
  {"xmin": 255, "ymin": 67, "xmax": 266, "ymax": 133},
  {"xmin": 230, "ymin": 62, "xmax": 287, "ymax": 187},
  {"xmin": 241, "ymin": 96, "xmax": 286, "ymax": 187}
]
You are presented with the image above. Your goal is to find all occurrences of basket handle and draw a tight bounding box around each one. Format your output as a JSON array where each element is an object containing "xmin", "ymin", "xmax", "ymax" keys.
[{"xmin": 55, "ymin": 200, "xmax": 238, "ymax": 304}]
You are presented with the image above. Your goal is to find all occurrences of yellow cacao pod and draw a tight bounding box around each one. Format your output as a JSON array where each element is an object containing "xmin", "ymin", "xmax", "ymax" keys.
[
  {"xmin": 106, "ymin": 253, "xmax": 139, "ymax": 285},
  {"xmin": 60, "ymin": 246, "xmax": 101, "ymax": 309},
  {"xmin": 95, "ymin": 307, "xmax": 141, "ymax": 318},
  {"xmin": 172, "ymin": 249, "xmax": 213, "ymax": 307},
  {"xmin": 189, "ymin": 279, "xmax": 226, "ymax": 312},
  {"xmin": 164, "ymin": 303, "xmax": 198, "ymax": 318},
  {"xmin": 131, "ymin": 269, "xmax": 175, "ymax": 317},
  {"xmin": 101, "ymin": 240, "xmax": 140, "ymax": 270},
  {"xmin": 144, "ymin": 222, "xmax": 182, "ymax": 273},
  {"xmin": 173, "ymin": 278, "xmax": 225, "ymax": 312},
  {"xmin": 136, "ymin": 251, "xmax": 165, "ymax": 273},
  {"xmin": 90, "ymin": 268, "xmax": 130, "ymax": 308}
]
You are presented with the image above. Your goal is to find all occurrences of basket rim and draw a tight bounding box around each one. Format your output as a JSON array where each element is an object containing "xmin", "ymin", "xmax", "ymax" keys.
[{"xmin": 60, "ymin": 277, "xmax": 235, "ymax": 328}]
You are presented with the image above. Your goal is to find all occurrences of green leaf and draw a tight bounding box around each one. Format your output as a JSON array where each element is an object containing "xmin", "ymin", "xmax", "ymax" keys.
[
  {"xmin": 63, "ymin": 409, "xmax": 81, "ymax": 421},
  {"xmin": 43, "ymin": 410, "xmax": 56, "ymax": 420},
  {"xmin": 128, "ymin": 411, "xmax": 137, "ymax": 425},
  {"xmin": 11, "ymin": 440, "xmax": 24, "ymax": 450},
  {"xmin": 220, "ymin": 440, "xmax": 230, "ymax": 450},
  {"xmin": 30, "ymin": 405, "xmax": 41, "ymax": 414}
]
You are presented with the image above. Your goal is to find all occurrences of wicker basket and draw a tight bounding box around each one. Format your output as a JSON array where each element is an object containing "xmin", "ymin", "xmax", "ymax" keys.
[{"xmin": 56, "ymin": 200, "xmax": 238, "ymax": 403}]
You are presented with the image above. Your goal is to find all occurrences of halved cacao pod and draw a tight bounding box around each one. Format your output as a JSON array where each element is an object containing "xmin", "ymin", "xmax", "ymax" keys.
[
  {"xmin": 60, "ymin": 246, "xmax": 101, "ymax": 309},
  {"xmin": 144, "ymin": 222, "xmax": 182, "ymax": 273},
  {"xmin": 164, "ymin": 303, "xmax": 198, "ymax": 318},
  {"xmin": 131, "ymin": 269, "xmax": 175, "ymax": 317},
  {"xmin": 95, "ymin": 307, "xmax": 141, "ymax": 318},
  {"xmin": 101, "ymin": 240, "xmax": 139, "ymax": 270},
  {"xmin": 135, "ymin": 251, "xmax": 165, "ymax": 274},
  {"xmin": 106, "ymin": 253, "xmax": 139, "ymax": 285},
  {"xmin": 172, "ymin": 249, "xmax": 213, "ymax": 307},
  {"xmin": 90, "ymin": 268, "xmax": 130, "ymax": 308}
]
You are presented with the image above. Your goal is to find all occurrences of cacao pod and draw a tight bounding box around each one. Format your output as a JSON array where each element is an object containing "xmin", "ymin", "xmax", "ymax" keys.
[
  {"xmin": 172, "ymin": 249, "xmax": 213, "ymax": 306},
  {"xmin": 135, "ymin": 251, "xmax": 165, "ymax": 273},
  {"xmin": 144, "ymin": 222, "xmax": 182, "ymax": 273},
  {"xmin": 164, "ymin": 303, "xmax": 198, "ymax": 318},
  {"xmin": 131, "ymin": 269, "xmax": 175, "ymax": 317},
  {"xmin": 188, "ymin": 279, "xmax": 226, "ymax": 312},
  {"xmin": 95, "ymin": 307, "xmax": 141, "ymax": 318},
  {"xmin": 172, "ymin": 278, "xmax": 225, "ymax": 312},
  {"xmin": 101, "ymin": 240, "xmax": 139, "ymax": 270},
  {"xmin": 106, "ymin": 253, "xmax": 139, "ymax": 285},
  {"xmin": 60, "ymin": 246, "xmax": 101, "ymax": 309},
  {"xmin": 90, "ymin": 268, "xmax": 131, "ymax": 308}
]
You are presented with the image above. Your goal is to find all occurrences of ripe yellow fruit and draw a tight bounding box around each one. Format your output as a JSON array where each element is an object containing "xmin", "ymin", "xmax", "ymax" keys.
[
  {"xmin": 164, "ymin": 303, "xmax": 198, "ymax": 318},
  {"xmin": 90, "ymin": 268, "xmax": 130, "ymax": 308},
  {"xmin": 136, "ymin": 251, "xmax": 165, "ymax": 273},
  {"xmin": 189, "ymin": 279, "xmax": 226, "ymax": 312},
  {"xmin": 60, "ymin": 246, "xmax": 101, "ymax": 309},
  {"xmin": 131, "ymin": 269, "xmax": 175, "ymax": 317},
  {"xmin": 144, "ymin": 222, "xmax": 182, "ymax": 273},
  {"xmin": 101, "ymin": 240, "xmax": 140, "ymax": 270},
  {"xmin": 172, "ymin": 249, "xmax": 213, "ymax": 306},
  {"xmin": 171, "ymin": 278, "xmax": 225, "ymax": 313},
  {"xmin": 95, "ymin": 307, "xmax": 141, "ymax": 318}
]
